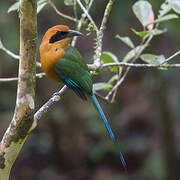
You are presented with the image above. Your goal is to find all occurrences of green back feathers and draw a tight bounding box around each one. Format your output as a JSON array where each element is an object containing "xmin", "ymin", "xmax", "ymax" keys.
[{"xmin": 55, "ymin": 46, "xmax": 92, "ymax": 94}]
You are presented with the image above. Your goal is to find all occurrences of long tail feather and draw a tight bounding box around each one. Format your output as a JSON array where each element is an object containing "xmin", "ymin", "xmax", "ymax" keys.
[
  {"xmin": 91, "ymin": 93, "xmax": 115, "ymax": 141},
  {"xmin": 91, "ymin": 93, "xmax": 127, "ymax": 169}
]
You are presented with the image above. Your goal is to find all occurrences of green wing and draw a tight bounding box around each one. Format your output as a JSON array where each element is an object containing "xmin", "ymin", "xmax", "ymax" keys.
[{"xmin": 55, "ymin": 46, "xmax": 93, "ymax": 95}]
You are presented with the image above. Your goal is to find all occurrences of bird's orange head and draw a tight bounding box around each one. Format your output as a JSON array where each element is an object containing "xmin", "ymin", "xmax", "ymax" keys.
[
  {"xmin": 40, "ymin": 25, "xmax": 83, "ymax": 51},
  {"xmin": 40, "ymin": 25, "xmax": 83, "ymax": 82}
]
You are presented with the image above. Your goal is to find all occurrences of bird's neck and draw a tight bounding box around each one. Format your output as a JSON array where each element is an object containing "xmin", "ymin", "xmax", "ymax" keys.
[
  {"xmin": 40, "ymin": 38, "xmax": 71, "ymax": 82},
  {"xmin": 40, "ymin": 38, "xmax": 71, "ymax": 63}
]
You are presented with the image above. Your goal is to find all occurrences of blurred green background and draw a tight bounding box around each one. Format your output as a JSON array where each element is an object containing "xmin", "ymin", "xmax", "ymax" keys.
[{"xmin": 0, "ymin": 0, "xmax": 180, "ymax": 179}]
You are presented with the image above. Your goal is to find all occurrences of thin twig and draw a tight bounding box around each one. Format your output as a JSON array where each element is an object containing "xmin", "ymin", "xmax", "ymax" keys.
[
  {"xmin": 102, "ymin": 62, "xmax": 180, "ymax": 68},
  {"xmin": 105, "ymin": 34, "xmax": 154, "ymax": 100},
  {"xmin": 105, "ymin": 35, "xmax": 153, "ymax": 99},
  {"xmin": 71, "ymin": 17, "xmax": 84, "ymax": 47},
  {"xmin": 71, "ymin": 0, "xmax": 94, "ymax": 46},
  {"xmin": 160, "ymin": 50, "xmax": 180, "ymax": 65},
  {"xmin": 0, "ymin": 73, "xmax": 45, "ymax": 82},
  {"xmin": 103, "ymin": 49, "xmax": 180, "ymax": 70},
  {"xmin": 0, "ymin": 39, "xmax": 41, "ymax": 68},
  {"xmin": 49, "ymin": 0, "xmax": 78, "ymax": 22},
  {"xmin": 0, "ymin": 77, "xmax": 18, "ymax": 82},
  {"xmin": 111, "ymin": 67, "xmax": 122, "ymax": 103},
  {"xmin": 88, "ymin": 0, "xmax": 94, "ymax": 8},
  {"xmin": 76, "ymin": 0, "xmax": 98, "ymax": 33},
  {"xmin": 31, "ymin": 85, "xmax": 68, "ymax": 130},
  {"xmin": 89, "ymin": 0, "xmax": 115, "ymax": 70},
  {"xmin": 73, "ymin": 0, "xmax": 78, "ymax": 21},
  {"xmin": 94, "ymin": 91, "xmax": 108, "ymax": 101},
  {"xmin": 0, "ymin": 40, "xmax": 19, "ymax": 59},
  {"xmin": 105, "ymin": 13, "xmax": 166, "ymax": 100}
]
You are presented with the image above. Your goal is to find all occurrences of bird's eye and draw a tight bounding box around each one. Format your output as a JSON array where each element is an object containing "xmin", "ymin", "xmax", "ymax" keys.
[{"xmin": 49, "ymin": 31, "xmax": 68, "ymax": 43}]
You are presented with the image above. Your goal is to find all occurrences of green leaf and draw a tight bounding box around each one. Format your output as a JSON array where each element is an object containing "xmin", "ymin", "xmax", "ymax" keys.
[
  {"xmin": 132, "ymin": 28, "xmax": 167, "ymax": 39},
  {"xmin": 140, "ymin": 54, "xmax": 165, "ymax": 64},
  {"xmin": 101, "ymin": 52, "xmax": 119, "ymax": 72},
  {"xmin": 132, "ymin": 1, "xmax": 153, "ymax": 26},
  {"xmin": 154, "ymin": 14, "xmax": 179, "ymax": 23},
  {"xmin": 123, "ymin": 45, "xmax": 143, "ymax": 62},
  {"xmin": 64, "ymin": 0, "xmax": 74, "ymax": 6},
  {"xmin": 37, "ymin": 0, "xmax": 48, "ymax": 14},
  {"xmin": 171, "ymin": 0, "xmax": 180, "ymax": 14},
  {"xmin": 158, "ymin": 1, "xmax": 172, "ymax": 17},
  {"xmin": 93, "ymin": 83, "xmax": 112, "ymax": 92},
  {"xmin": 8, "ymin": 1, "xmax": 20, "ymax": 13},
  {"xmin": 151, "ymin": 29, "xmax": 167, "ymax": 35},
  {"xmin": 131, "ymin": 28, "xmax": 149, "ymax": 38},
  {"xmin": 101, "ymin": 52, "xmax": 119, "ymax": 63},
  {"xmin": 116, "ymin": 35, "xmax": 135, "ymax": 48}
]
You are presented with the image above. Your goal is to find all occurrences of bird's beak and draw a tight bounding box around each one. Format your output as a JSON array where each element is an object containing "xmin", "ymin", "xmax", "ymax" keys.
[{"xmin": 67, "ymin": 30, "xmax": 84, "ymax": 37}]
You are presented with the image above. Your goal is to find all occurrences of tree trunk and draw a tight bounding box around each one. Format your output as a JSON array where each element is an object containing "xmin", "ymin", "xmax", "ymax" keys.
[{"xmin": 0, "ymin": 0, "xmax": 37, "ymax": 179}]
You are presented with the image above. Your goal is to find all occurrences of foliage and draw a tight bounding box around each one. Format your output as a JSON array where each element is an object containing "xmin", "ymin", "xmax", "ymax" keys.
[
  {"xmin": 95, "ymin": 0, "xmax": 180, "ymax": 97},
  {"xmin": 1, "ymin": 0, "xmax": 180, "ymax": 179},
  {"xmin": 7, "ymin": 0, "xmax": 180, "ymax": 99}
]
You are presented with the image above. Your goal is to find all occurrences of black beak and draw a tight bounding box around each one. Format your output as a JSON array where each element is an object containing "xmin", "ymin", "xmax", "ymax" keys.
[{"xmin": 67, "ymin": 30, "xmax": 84, "ymax": 37}]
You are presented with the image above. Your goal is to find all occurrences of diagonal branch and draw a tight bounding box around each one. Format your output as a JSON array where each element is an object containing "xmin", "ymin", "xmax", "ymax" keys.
[
  {"xmin": 49, "ymin": 0, "xmax": 78, "ymax": 22},
  {"xmin": 76, "ymin": 0, "xmax": 98, "ymax": 33},
  {"xmin": 105, "ymin": 34, "xmax": 154, "ymax": 100},
  {"xmin": 0, "ymin": 39, "xmax": 19, "ymax": 59},
  {"xmin": 71, "ymin": 0, "xmax": 94, "ymax": 46},
  {"xmin": 160, "ymin": 50, "xmax": 180, "ymax": 65},
  {"xmin": 31, "ymin": 85, "xmax": 68, "ymax": 131},
  {"xmin": 0, "ymin": 39, "xmax": 41, "ymax": 68}
]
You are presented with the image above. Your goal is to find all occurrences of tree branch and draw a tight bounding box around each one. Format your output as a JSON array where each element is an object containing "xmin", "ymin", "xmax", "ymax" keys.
[
  {"xmin": 76, "ymin": 0, "xmax": 98, "ymax": 33},
  {"xmin": 0, "ymin": 39, "xmax": 19, "ymax": 59},
  {"xmin": 94, "ymin": 0, "xmax": 115, "ymax": 69},
  {"xmin": 31, "ymin": 85, "xmax": 68, "ymax": 131},
  {"xmin": 160, "ymin": 50, "xmax": 180, "ymax": 65},
  {"xmin": 0, "ymin": 73, "xmax": 45, "ymax": 83},
  {"xmin": 102, "ymin": 62, "xmax": 180, "ymax": 68},
  {"xmin": 71, "ymin": 0, "xmax": 94, "ymax": 46},
  {"xmin": 93, "ymin": 48, "xmax": 180, "ymax": 102},
  {"xmin": 49, "ymin": 0, "xmax": 78, "ymax": 22},
  {"xmin": 88, "ymin": 0, "xmax": 115, "ymax": 70},
  {"xmin": 0, "ymin": 39, "xmax": 41, "ymax": 68},
  {"xmin": 105, "ymin": 34, "xmax": 154, "ymax": 100}
]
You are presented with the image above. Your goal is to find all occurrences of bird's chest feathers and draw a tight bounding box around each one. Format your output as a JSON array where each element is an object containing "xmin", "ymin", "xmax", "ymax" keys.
[{"xmin": 40, "ymin": 44, "xmax": 65, "ymax": 82}]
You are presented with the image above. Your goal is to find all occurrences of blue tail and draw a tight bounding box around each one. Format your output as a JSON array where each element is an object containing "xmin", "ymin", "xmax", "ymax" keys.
[
  {"xmin": 91, "ymin": 93, "xmax": 115, "ymax": 141},
  {"xmin": 91, "ymin": 93, "xmax": 127, "ymax": 169}
]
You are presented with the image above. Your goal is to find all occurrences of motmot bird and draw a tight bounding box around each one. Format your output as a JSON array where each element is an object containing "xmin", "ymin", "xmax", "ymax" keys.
[{"xmin": 40, "ymin": 25, "xmax": 126, "ymax": 167}]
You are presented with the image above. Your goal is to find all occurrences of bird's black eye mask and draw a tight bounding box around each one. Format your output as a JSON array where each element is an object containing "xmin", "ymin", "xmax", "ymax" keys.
[
  {"xmin": 49, "ymin": 30, "xmax": 83, "ymax": 43},
  {"xmin": 49, "ymin": 31, "xmax": 68, "ymax": 43}
]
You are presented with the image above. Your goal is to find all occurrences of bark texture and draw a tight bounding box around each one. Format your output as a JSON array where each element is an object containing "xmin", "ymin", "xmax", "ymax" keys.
[{"xmin": 0, "ymin": 0, "xmax": 37, "ymax": 179}]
